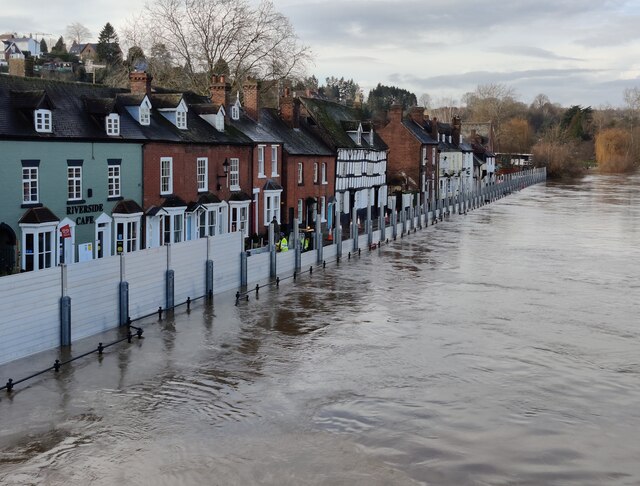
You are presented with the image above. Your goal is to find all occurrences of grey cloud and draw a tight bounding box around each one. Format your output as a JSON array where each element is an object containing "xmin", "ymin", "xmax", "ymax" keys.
[
  {"xmin": 490, "ymin": 46, "xmax": 583, "ymax": 62},
  {"xmin": 282, "ymin": 0, "xmax": 611, "ymax": 47}
]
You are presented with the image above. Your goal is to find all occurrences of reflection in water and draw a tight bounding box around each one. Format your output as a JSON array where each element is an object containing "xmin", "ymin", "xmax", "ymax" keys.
[{"xmin": 1, "ymin": 173, "xmax": 639, "ymax": 485}]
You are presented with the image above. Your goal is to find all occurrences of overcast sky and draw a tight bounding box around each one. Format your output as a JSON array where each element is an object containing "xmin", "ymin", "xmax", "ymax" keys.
[{"xmin": 4, "ymin": 0, "xmax": 640, "ymax": 108}]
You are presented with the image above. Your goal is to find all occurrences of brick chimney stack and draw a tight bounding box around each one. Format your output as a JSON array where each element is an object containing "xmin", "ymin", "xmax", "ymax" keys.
[
  {"xmin": 389, "ymin": 103, "xmax": 402, "ymax": 124},
  {"xmin": 129, "ymin": 71, "xmax": 152, "ymax": 95},
  {"xmin": 431, "ymin": 117, "xmax": 438, "ymax": 140},
  {"xmin": 242, "ymin": 77, "xmax": 259, "ymax": 121},
  {"xmin": 280, "ymin": 86, "xmax": 297, "ymax": 127},
  {"xmin": 409, "ymin": 106, "xmax": 424, "ymax": 125},
  {"xmin": 210, "ymin": 74, "xmax": 231, "ymax": 110},
  {"xmin": 452, "ymin": 115, "xmax": 462, "ymax": 145}
]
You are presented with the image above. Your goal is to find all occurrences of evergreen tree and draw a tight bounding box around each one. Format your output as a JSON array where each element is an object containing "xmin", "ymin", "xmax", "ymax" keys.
[
  {"xmin": 212, "ymin": 58, "xmax": 230, "ymax": 76},
  {"xmin": 97, "ymin": 22, "xmax": 122, "ymax": 65},
  {"xmin": 52, "ymin": 36, "xmax": 67, "ymax": 55},
  {"xmin": 40, "ymin": 38, "xmax": 48, "ymax": 54}
]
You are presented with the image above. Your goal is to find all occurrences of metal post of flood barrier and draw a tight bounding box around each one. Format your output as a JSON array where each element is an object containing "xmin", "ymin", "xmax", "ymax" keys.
[
  {"xmin": 315, "ymin": 209, "xmax": 323, "ymax": 265},
  {"xmin": 119, "ymin": 253, "xmax": 129, "ymax": 326},
  {"xmin": 60, "ymin": 263, "xmax": 71, "ymax": 347},
  {"xmin": 205, "ymin": 260, "xmax": 214, "ymax": 297},
  {"xmin": 166, "ymin": 244, "xmax": 174, "ymax": 310},
  {"xmin": 269, "ymin": 220, "xmax": 277, "ymax": 278},
  {"xmin": 240, "ymin": 251, "xmax": 248, "ymax": 287}
]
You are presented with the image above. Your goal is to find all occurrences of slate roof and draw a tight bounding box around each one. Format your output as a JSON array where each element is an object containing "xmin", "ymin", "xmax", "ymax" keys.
[
  {"xmin": 112, "ymin": 199, "xmax": 144, "ymax": 214},
  {"xmin": 0, "ymin": 75, "xmax": 145, "ymax": 141},
  {"xmin": 150, "ymin": 93, "xmax": 183, "ymax": 109},
  {"xmin": 18, "ymin": 206, "xmax": 59, "ymax": 224},
  {"xmin": 299, "ymin": 97, "xmax": 387, "ymax": 151},
  {"xmin": 227, "ymin": 109, "xmax": 282, "ymax": 144},
  {"xmin": 0, "ymin": 74, "xmax": 253, "ymax": 146},
  {"xmin": 257, "ymin": 108, "xmax": 332, "ymax": 156},
  {"xmin": 401, "ymin": 118, "xmax": 438, "ymax": 145},
  {"xmin": 263, "ymin": 179, "xmax": 283, "ymax": 191},
  {"xmin": 229, "ymin": 191, "xmax": 251, "ymax": 202}
]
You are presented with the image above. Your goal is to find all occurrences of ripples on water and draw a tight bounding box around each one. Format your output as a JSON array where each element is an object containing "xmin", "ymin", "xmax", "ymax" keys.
[{"xmin": 1, "ymin": 173, "xmax": 639, "ymax": 485}]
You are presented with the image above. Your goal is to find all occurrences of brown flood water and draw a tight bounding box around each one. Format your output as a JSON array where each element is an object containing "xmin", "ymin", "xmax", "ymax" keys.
[{"xmin": 1, "ymin": 173, "xmax": 639, "ymax": 485}]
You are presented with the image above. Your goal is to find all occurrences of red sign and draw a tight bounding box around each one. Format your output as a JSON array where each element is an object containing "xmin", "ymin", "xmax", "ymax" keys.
[{"xmin": 60, "ymin": 224, "xmax": 71, "ymax": 239}]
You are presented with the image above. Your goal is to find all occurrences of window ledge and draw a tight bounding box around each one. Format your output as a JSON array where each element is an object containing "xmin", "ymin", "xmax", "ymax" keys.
[
  {"xmin": 108, "ymin": 196, "xmax": 124, "ymax": 202},
  {"xmin": 258, "ymin": 174, "xmax": 266, "ymax": 179},
  {"xmin": 21, "ymin": 202, "xmax": 43, "ymax": 209},
  {"xmin": 66, "ymin": 199, "xmax": 86, "ymax": 205}
]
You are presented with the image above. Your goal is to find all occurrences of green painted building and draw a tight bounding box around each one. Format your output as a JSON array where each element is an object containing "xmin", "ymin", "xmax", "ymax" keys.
[{"xmin": 0, "ymin": 75, "xmax": 146, "ymax": 274}]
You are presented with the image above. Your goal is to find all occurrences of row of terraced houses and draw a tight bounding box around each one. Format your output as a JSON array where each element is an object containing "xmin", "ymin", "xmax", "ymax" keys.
[{"xmin": 0, "ymin": 68, "xmax": 497, "ymax": 275}]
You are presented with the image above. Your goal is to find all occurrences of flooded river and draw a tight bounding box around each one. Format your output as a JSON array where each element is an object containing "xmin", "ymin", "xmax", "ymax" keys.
[{"xmin": 1, "ymin": 173, "xmax": 639, "ymax": 485}]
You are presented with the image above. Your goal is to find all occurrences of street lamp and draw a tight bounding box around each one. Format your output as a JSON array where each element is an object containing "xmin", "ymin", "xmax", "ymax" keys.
[{"xmin": 216, "ymin": 158, "xmax": 229, "ymax": 190}]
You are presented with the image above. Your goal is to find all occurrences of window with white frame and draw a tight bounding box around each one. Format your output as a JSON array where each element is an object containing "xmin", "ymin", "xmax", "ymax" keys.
[
  {"xmin": 160, "ymin": 157, "xmax": 173, "ymax": 194},
  {"xmin": 139, "ymin": 104, "xmax": 150, "ymax": 125},
  {"xmin": 313, "ymin": 162, "xmax": 318, "ymax": 183},
  {"xmin": 297, "ymin": 162, "xmax": 303, "ymax": 184},
  {"xmin": 176, "ymin": 109, "xmax": 187, "ymax": 129},
  {"xmin": 106, "ymin": 114, "xmax": 120, "ymax": 136},
  {"xmin": 198, "ymin": 207, "xmax": 218, "ymax": 237},
  {"xmin": 108, "ymin": 163, "xmax": 121, "ymax": 198},
  {"xmin": 34, "ymin": 109, "xmax": 52, "ymax": 133},
  {"xmin": 115, "ymin": 216, "xmax": 140, "ymax": 253},
  {"xmin": 264, "ymin": 191, "xmax": 281, "ymax": 226},
  {"xmin": 21, "ymin": 224, "xmax": 57, "ymax": 271},
  {"xmin": 422, "ymin": 146, "xmax": 427, "ymax": 165},
  {"xmin": 230, "ymin": 203, "xmax": 248, "ymax": 237},
  {"xmin": 197, "ymin": 157, "xmax": 208, "ymax": 192},
  {"xmin": 229, "ymin": 158, "xmax": 240, "ymax": 190},
  {"xmin": 271, "ymin": 145, "xmax": 278, "ymax": 176},
  {"xmin": 258, "ymin": 146, "xmax": 265, "ymax": 177},
  {"xmin": 67, "ymin": 166, "xmax": 82, "ymax": 201},
  {"xmin": 215, "ymin": 112, "xmax": 224, "ymax": 131},
  {"xmin": 322, "ymin": 162, "xmax": 327, "ymax": 184},
  {"xmin": 297, "ymin": 199, "xmax": 303, "ymax": 223},
  {"xmin": 173, "ymin": 213, "xmax": 183, "ymax": 242},
  {"xmin": 22, "ymin": 166, "xmax": 38, "ymax": 203},
  {"xmin": 231, "ymin": 104, "xmax": 239, "ymax": 120}
]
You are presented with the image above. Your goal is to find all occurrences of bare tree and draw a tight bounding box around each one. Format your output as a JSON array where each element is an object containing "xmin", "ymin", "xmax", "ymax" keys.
[
  {"xmin": 134, "ymin": 0, "xmax": 311, "ymax": 94},
  {"xmin": 66, "ymin": 22, "xmax": 91, "ymax": 44},
  {"xmin": 418, "ymin": 93, "xmax": 432, "ymax": 109},
  {"xmin": 429, "ymin": 96, "xmax": 459, "ymax": 123}
]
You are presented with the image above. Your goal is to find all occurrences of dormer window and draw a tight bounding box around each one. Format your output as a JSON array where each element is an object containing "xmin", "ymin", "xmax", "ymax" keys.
[
  {"xmin": 140, "ymin": 105, "xmax": 150, "ymax": 125},
  {"xmin": 34, "ymin": 109, "xmax": 52, "ymax": 133},
  {"xmin": 215, "ymin": 111, "xmax": 224, "ymax": 131},
  {"xmin": 106, "ymin": 114, "xmax": 120, "ymax": 136},
  {"xmin": 176, "ymin": 108, "xmax": 187, "ymax": 129},
  {"xmin": 231, "ymin": 104, "xmax": 239, "ymax": 120},
  {"xmin": 356, "ymin": 123, "xmax": 363, "ymax": 146}
]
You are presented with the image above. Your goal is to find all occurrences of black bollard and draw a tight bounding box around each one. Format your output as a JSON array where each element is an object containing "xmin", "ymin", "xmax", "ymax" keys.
[
  {"xmin": 276, "ymin": 276, "xmax": 280, "ymax": 287},
  {"xmin": 6, "ymin": 379, "xmax": 13, "ymax": 392},
  {"xmin": 323, "ymin": 260, "xmax": 326, "ymax": 268},
  {"xmin": 348, "ymin": 252, "xmax": 351, "ymax": 260},
  {"xmin": 293, "ymin": 271, "xmax": 297, "ymax": 281},
  {"xmin": 127, "ymin": 316, "xmax": 132, "ymax": 327},
  {"xmin": 158, "ymin": 307, "xmax": 163, "ymax": 320},
  {"xmin": 186, "ymin": 297, "xmax": 191, "ymax": 311},
  {"xmin": 255, "ymin": 284, "xmax": 259, "ymax": 295},
  {"xmin": 53, "ymin": 359, "xmax": 61, "ymax": 372},
  {"xmin": 358, "ymin": 248, "xmax": 361, "ymax": 256},
  {"xmin": 310, "ymin": 266, "xmax": 313, "ymax": 275},
  {"xmin": 98, "ymin": 342, "xmax": 104, "ymax": 355},
  {"xmin": 136, "ymin": 327, "xmax": 144, "ymax": 339}
]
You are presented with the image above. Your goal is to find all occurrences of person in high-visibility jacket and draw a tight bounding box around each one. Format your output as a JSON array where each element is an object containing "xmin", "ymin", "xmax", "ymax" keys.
[{"xmin": 280, "ymin": 236, "xmax": 288, "ymax": 251}]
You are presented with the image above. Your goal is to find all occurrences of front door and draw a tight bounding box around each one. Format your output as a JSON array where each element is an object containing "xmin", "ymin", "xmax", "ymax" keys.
[{"xmin": 0, "ymin": 223, "xmax": 16, "ymax": 275}]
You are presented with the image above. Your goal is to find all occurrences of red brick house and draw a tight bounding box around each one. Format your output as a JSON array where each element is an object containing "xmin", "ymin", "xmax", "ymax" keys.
[
  {"xmin": 123, "ymin": 71, "xmax": 254, "ymax": 247},
  {"xmin": 377, "ymin": 105, "xmax": 439, "ymax": 207}
]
